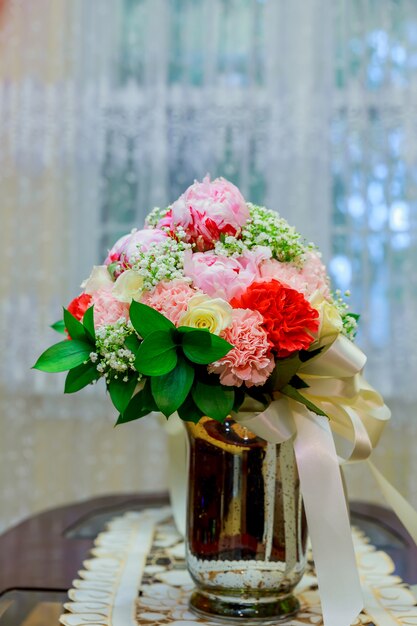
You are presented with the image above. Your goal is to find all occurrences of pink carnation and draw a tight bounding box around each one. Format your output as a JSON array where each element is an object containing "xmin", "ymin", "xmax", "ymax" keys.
[
  {"xmin": 183, "ymin": 247, "xmax": 269, "ymax": 302},
  {"xmin": 260, "ymin": 251, "xmax": 330, "ymax": 299},
  {"xmin": 158, "ymin": 175, "xmax": 250, "ymax": 251},
  {"xmin": 90, "ymin": 288, "xmax": 130, "ymax": 328},
  {"xmin": 209, "ymin": 308, "xmax": 275, "ymax": 387},
  {"xmin": 141, "ymin": 280, "xmax": 198, "ymax": 326}
]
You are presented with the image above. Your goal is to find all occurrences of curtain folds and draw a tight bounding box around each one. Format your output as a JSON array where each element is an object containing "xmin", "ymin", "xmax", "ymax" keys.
[{"xmin": 0, "ymin": 0, "xmax": 416, "ymax": 530}]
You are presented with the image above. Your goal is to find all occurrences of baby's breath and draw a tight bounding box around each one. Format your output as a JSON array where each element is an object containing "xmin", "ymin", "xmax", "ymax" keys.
[
  {"xmin": 131, "ymin": 238, "xmax": 192, "ymax": 290},
  {"xmin": 145, "ymin": 206, "xmax": 170, "ymax": 228},
  {"xmin": 241, "ymin": 204, "xmax": 311, "ymax": 264},
  {"xmin": 332, "ymin": 290, "xmax": 359, "ymax": 340},
  {"xmin": 95, "ymin": 319, "xmax": 141, "ymax": 381}
]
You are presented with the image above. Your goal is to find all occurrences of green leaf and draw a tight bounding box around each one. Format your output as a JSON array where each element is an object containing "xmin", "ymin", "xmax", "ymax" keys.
[
  {"xmin": 289, "ymin": 375, "xmax": 309, "ymax": 389},
  {"xmin": 63, "ymin": 308, "xmax": 89, "ymax": 342},
  {"xmin": 116, "ymin": 381, "xmax": 158, "ymax": 425},
  {"xmin": 267, "ymin": 355, "xmax": 301, "ymax": 391},
  {"xmin": 299, "ymin": 346, "xmax": 324, "ymax": 363},
  {"xmin": 233, "ymin": 386, "xmax": 246, "ymax": 412},
  {"xmin": 281, "ymin": 384, "xmax": 328, "ymax": 417},
  {"xmin": 181, "ymin": 329, "xmax": 233, "ymax": 364},
  {"xmin": 192, "ymin": 380, "xmax": 235, "ymax": 422},
  {"xmin": 83, "ymin": 306, "xmax": 96, "ymax": 341},
  {"xmin": 51, "ymin": 319, "xmax": 66, "ymax": 335},
  {"xmin": 33, "ymin": 340, "xmax": 92, "ymax": 373},
  {"xmin": 64, "ymin": 361, "xmax": 100, "ymax": 393},
  {"xmin": 151, "ymin": 357, "xmax": 194, "ymax": 417},
  {"xmin": 107, "ymin": 262, "xmax": 119, "ymax": 279},
  {"xmin": 177, "ymin": 394, "xmax": 204, "ymax": 424},
  {"xmin": 108, "ymin": 374, "xmax": 138, "ymax": 414},
  {"xmin": 129, "ymin": 301, "xmax": 175, "ymax": 338},
  {"xmin": 345, "ymin": 312, "xmax": 360, "ymax": 321},
  {"xmin": 135, "ymin": 330, "xmax": 177, "ymax": 376},
  {"xmin": 125, "ymin": 333, "xmax": 141, "ymax": 354}
]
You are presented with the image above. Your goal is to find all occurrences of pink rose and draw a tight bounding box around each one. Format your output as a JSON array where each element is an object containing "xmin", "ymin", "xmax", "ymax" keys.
[
  {"xmin": 158, "ymin": 175, "xmax": 250, "ymax": 251},
  {"xmin": 184, "ymin": 247, "xmax": 269, "ymax": 302},
  {"xmin": 208, "ymin": 308, "xmax": 275, "ymax": 387},
  {"xmin": 90, "ymin": 288, "xmax": 130, "ymax": 328},
  {"xmin": 141, "ymin": 280, "xmax": 198, "ymax": 326}
]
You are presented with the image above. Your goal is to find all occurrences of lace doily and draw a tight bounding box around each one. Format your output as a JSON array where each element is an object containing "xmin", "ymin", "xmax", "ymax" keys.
[{"xmin": 59, "ymin": 507, "xmax": 417, "ymax": 626}]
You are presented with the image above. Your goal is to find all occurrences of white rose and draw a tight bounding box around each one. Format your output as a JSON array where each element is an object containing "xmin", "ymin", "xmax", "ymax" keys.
[
  {"xmin": 81, "ymin": 265, "xmax": 113, "ymax": 294},
  {"xmin": 179, "ymin": 294, "xmax": 232, "ymax": 335},
  {"xmin": 310, "ymin": 291, "xmax": 343, "ymax": 346},
  {"xmin": 112, "ymin": 269, "xmax": 144, "ymax": 303}
]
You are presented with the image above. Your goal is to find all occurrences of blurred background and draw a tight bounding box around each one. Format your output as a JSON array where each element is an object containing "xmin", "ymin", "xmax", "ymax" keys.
[{"xmin": 1, "ymin": 0, "xmax": 417, "ymax": 532}]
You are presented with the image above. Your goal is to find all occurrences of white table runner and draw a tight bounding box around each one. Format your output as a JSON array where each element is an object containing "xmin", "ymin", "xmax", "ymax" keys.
[{"xmin": 59, "ymin": 507, "xmax": 417, "ymax": 626}]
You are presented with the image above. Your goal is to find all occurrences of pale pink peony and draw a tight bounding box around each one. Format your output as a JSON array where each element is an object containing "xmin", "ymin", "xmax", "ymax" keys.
[
  {"xmin": 183, "ymin": 247, "xmax": 269, "ymax": 302},
  {"xmin": 141, "ymin": 280, "xmax": 198, "ymax": 326},
  {"xmin": 209, "ymin": 308, "xmax": 275, "ymax": 387},
  {"xmin": 157, "ymin": 176, "xmax": 250, "ymax": 251},
  {"xmin": 104, "ymin": 233, "xmax": 130, "ymax": 265},
  {"xmin": 104, "ymin": 229, "xmax": 169, "ymax": 268},
  {"xmin": 259, "ymin": 251, "xmax": 330, "ymax": 299},
  {"xmin": 90, "ymin": 288, "xmax": 130, "ymax": 328},
  {"xmin": 119, "ymin": 229, "xmax": 169, "ymax": 265}
]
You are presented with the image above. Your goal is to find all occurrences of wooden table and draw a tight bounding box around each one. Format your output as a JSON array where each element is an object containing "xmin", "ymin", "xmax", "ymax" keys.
[{"xmin": 0, "ymin": 494, "xmax": 416, "ymax": 625}]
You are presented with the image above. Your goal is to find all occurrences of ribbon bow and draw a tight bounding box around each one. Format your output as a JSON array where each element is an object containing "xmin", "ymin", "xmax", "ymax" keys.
[{"xmin": 234, "ymin": 334, "xmax": 417, "ymax": 626}]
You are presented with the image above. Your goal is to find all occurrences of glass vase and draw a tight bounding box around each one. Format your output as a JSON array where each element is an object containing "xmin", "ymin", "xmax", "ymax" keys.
[{"xmin": 185, "ymin": 417, "xmax": 307, "ymax": 623}]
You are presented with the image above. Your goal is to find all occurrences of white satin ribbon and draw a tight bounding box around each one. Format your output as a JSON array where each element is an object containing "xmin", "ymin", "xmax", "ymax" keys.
[
  {"xmin": 164, "ymin": 334, "xmax": 417, "ymax": 626},
  {"xmin": 238, "ymin": 397, "xmax": 363, "ymax": 626}
]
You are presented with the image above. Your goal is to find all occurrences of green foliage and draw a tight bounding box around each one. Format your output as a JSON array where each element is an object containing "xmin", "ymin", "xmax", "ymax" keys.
[
  {"xmin": 65, "ymin": 361, "xmax": 100, "ymax": 393},
  {"xmin": 130, "ymin": 301, "xmax": 174, "ymax": 338},
  {"xmin": 82, "ymin": 306, "xmax": 96, "ymax": 341},
  {"xmin": 108, "ymin": 374, "xmax": 138, "ymax": 414},
  {"xmin": 134, "ymin": 330, "xmax": 178, "ymax": 376},
  {"xmin": 177, "ymin": 395, "xmax": 204, "ymax": 423},
  {"xmin": 116, "ymin": 381, "xmax": 158, "ymax": 425},
  {"xmin": 33, "ymin": 340, "xmax": 92, "ymax": 373},
  {"xmin": 281, "ymin": 384, "xmax": 328, "ymax": 418},
  {"xmin": 151, "ymin": 357, "xmax": 194, "ymax": 417},
  {"xmin": 51, "ymin": 319, "xmax": 66, "ymax": 334},
  {"xmin": 179, "ymin": 328, "xmax": 232, "ymax": 364},
  {"xmin": 192, "ymin": 379, "xmax": 235, "ymax": 423},
  {"xmin": 63, "ymin": 308, "xmax": 89, "ymax": 342}
]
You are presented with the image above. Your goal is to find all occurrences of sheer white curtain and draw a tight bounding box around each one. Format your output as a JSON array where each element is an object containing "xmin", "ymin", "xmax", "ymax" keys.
[{"xmin": 0, "ymin": 0, "xmax": 416, "ymax": 531}]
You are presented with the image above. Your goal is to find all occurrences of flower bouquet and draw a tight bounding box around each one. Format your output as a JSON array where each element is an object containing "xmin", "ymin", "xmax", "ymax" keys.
[{"xmin": 34, "ymin": 176, "xmax": 398, "ymax": 625}]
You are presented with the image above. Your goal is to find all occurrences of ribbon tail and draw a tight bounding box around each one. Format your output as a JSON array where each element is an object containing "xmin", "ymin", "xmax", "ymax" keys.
[
  {"xmin": 293, "ymin": 405, "xmax": 363, "ymax": 626},
  {"xmin": 164, "ymin": 413, "xmax": 188, "ymax": 537},
  {"xmin": 367, "ymin": 460, "xmax": 417, "ymax": 545}
]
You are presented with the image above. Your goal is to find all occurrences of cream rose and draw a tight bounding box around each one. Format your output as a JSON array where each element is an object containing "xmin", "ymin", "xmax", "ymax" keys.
[
  {"xmin": 179, "ymin": 294, "xmax": 232, "ymax": 335},
  {"xmin": 310, "ymin": 292, "xmax": 343, "ymax": 346},
  {"xmin": 112, "ymin": 269, "xmax": 144, "ymax": 303},
  {"xmin": 81, "ymin": 265, "xmax": 113, "ymax": 294}
]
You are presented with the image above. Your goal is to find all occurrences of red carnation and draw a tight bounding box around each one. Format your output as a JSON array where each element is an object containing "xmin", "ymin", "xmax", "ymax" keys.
[
  {"xmin": 67, "ymin": 293, "xmax": 92, "ymax": 322},
  {"xmin": 231, "ymin": 280, "xmax": 319, "ymax": 358}
]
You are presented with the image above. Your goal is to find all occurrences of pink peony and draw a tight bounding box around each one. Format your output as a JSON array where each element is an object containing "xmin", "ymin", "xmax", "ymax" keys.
[
  {"xmin": 141, "ymin": 280, "xmax": 198, "ymax": 326},
  {"xmin": 209, "ymin": 308, "xmax": 275, "ymax": 387},
  {"xmin": 157, "ymin": 175, "xmax": 250, "ymax": 251},
  {"xmin": 104, "ymin": 233, "xmax": 130, "ymax": 265},
  {"xmin": 119, "ymin": 229, "xmax": 169, "ymax": 266},
  {"xmin": 90, "ymin": 288, "xmax": 130, "ymax": 328},
  {"xmin": 260, "ymin": 251, "xmax": 330, "ymax": 299},
  {"xmin": 183, "ymin": 248, "xmax": 268, "ymax": 302},
  {"xmin": 104, "ymin": 229, "xmax": 169, "ymax": 268}
]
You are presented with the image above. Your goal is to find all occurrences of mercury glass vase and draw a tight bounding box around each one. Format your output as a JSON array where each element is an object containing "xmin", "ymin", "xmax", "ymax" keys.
[{"xmin": 185, "ymin": 417, "xmax": 307, "ymax": 623}]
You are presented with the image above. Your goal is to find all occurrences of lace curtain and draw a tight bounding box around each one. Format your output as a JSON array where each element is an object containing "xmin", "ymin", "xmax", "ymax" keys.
[{"xmin": 1, "ymin": 0, "xmax": 416, "ymax": 531}]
